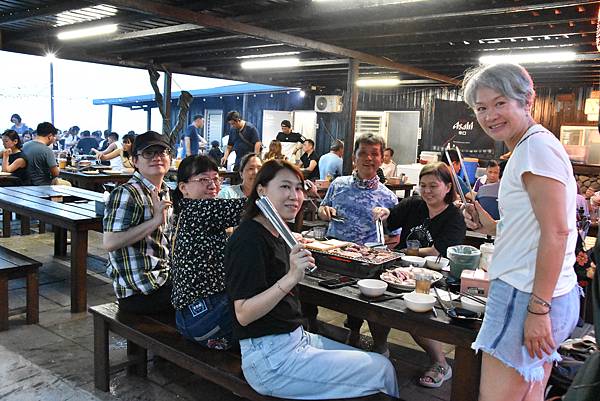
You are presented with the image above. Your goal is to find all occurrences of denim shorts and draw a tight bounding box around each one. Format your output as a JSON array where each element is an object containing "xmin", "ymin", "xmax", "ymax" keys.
[
  {"xmin": 176, "ymin": 292, "xmax": 233, "ymax": 350},
  {"xmin": 472, "ymin": 279, "xmax": 580, "ymax": 382}
]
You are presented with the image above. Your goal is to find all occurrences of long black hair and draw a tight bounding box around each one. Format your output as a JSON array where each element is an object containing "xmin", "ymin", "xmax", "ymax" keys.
[
  {"xmin": 173, "ymin": 155, "xmax": 219, "ymax": 214},
  {"xmin": 2, "ymin": 129, "xmax": 22, "ymax": 150},
  {"xmin": 122, "ymin": 133, "xmax": 136, "ymax": 158},
  {"xmin": 243, "ymin": 159, "xmax": 304, "ymax": 221}
]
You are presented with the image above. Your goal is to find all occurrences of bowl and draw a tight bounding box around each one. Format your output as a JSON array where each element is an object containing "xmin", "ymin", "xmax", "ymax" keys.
[
  {"xmin": 357, "ymin": 279, "xmax": 387, "ymax": 297},
  {"xmin": 401, "ymin": 255, "xmax": 426, "ymax": 268},
  {"xmin": 460, "ymin": 296, "xmax": 487, "ymax": 314},
  {"xmin": 424, "ymin": 256, "xmax": 450, "ymax": 271},
  {"xmin": 78, "ymin": 160, "xmax": 92, "ymax": 167},
  {"xmin": 404, "ymin": 292, "xmax": 437, "ymax": 312}
]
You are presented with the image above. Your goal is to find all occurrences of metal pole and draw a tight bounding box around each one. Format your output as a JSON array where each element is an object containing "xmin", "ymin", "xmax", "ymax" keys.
[
  {"xmin": 50, "ymin": 61, "xmax": 55, "ymax": 125},
  {"xmin": 107, "ymin": 104, "xmax": 113, "ymax": 132},
  {"xmin": 342, "ymin": 59, "xmax": 359, "ymax": 174}
]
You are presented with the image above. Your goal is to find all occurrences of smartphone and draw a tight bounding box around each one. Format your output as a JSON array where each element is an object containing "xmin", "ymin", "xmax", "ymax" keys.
[{"xmin": 318, "ymin": 276, "xmax": 357, "ymax": 289}]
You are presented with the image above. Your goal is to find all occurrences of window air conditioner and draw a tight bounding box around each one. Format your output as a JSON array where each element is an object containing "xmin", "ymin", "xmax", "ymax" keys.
[{"xmin": 314, "ymin": 95, "xmax": 343, "ymax": 113}]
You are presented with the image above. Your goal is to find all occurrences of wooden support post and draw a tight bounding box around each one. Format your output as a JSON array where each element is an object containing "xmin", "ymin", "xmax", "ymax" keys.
[{"xmin": 342, "ymin": 59, "xmax": 359, "ymax": 175}]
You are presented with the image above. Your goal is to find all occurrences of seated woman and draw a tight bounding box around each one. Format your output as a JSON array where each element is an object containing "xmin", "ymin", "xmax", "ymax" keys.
[
  {"xmin": 219, "ymin": 152, "xmax": 262, "ymax": 199},
  {"xmin": 93, "ymin": 133, "xmax": 134, "ymax": 170},
  {"xmin": 263, "ymin": 140, "xmax": 285, "ymax": 161},
  {"xmin": 1, "ymin": 129, "xmax": 28, "ymax": 184},
  {"xmin": 373, "ymin": 162, "xmax": 466, "ymax": 389},
  {"xmin": 171, "ymin": 155, "xmax": 246, "ymax": 350},
  {"xmin": 225, "ymin": 159, "xmax": 399, "ymax": 399}
]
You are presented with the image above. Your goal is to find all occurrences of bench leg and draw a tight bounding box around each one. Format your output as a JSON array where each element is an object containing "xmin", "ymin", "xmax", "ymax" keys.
[
  {"xmin": 38, "ymin": 221, "xmax": 46, "ymax": 234},
  {"xmin": 127, "ymin": 340, "xmax": 148, "ymax": 377},
  {"xmin": 2, "ymin": 210, "xmax": 11, "ymax": 238},
  {"xmin": 93, "ymin": 314, "xmax": 110, "ymax": 391},
  {"xmin": 70, "ymin": 229, "xmax": 88, "ymax": 313},
  {"xmin": 0, "ymin": 275, "xmax": 8, "ymax": 331},
  {"xmin": 26, "ymin": 269, "xmax": 39, "ymax": 325},
  {"xmin": 20, "ymin": 215, "xmax": 30, "ymax": 236}
]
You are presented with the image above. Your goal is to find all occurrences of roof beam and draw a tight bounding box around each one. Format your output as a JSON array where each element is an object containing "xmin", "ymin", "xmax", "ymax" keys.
[
  {"xmin": 0, "ymin": 1, "xmax": 92, "ymax": 25},
  {"xmin": 101, "ymin": 0, "xmax": 460, "ymax": 85}
]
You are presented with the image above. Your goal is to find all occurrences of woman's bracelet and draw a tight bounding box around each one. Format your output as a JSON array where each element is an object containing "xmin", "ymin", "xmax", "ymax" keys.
[
  {"xmin": 527, "ymin": 305, "xmax": 550, "ymax": 315},
  {"xmin": 275, "ymin": 281, "xmax": 288, "ymax": 295},
  {"xmin": 530, "ymin": 293, "xmax": 552, "ymax": 308}
]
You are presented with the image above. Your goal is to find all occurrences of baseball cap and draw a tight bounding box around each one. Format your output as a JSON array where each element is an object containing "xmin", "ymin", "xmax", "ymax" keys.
[{"xmin": 132, "ymin": 130, "xmax": 171, "ymax": 155}]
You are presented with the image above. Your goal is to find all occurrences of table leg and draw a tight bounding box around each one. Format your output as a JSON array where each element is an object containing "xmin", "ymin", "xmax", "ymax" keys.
[
  {"xmin": 20, "ymin": 215, "xmax": 30, "ymax": 235},
  {"xmin": 2, "ymin": 210, "xmax": 11, "ymax": 238},
  {"xmin": 70, "ymin": 229, "xmax": 88, "ymax": 313},
  {"xmin": 54, "ymin": 228, "xmax": 68, "ymax": 257},
  {"xmin": 26, "ymin": 268, "xmax": 39, "ymax": 324},
  {"xmin": 93, "ymin": 314, "xmax": 110, "ymax": 391},
  {"xmin": 0, "ymin": 275, "xmax": 8, "ymax": 331},
  {"xmin": 451, "ymin": 345, "xmax": 481, "ymax": 401}
]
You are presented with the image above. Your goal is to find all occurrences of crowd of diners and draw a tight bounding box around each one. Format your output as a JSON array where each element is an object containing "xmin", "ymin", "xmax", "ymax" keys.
[{"xmin": 78, "ymin": 62, "xmax": 584, "ymax": 401}]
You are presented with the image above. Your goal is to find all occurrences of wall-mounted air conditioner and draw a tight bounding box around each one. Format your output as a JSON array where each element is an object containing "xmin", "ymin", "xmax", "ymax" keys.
[{"xmin": 314, "ymin": 95, "xmax": 343, "ymax": 113}]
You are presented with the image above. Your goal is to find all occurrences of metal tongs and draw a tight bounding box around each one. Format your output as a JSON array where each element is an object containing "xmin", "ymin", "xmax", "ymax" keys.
[
  {"xmin": 444, "ymin": 144, "xmax": 475, "ymax": 206},
  {"xmin": 433, "ymin": 287, "xmax": 479, "ymax": 320},
  {"xmin": 375, "ymin": 218, "xmax": 385, "ymax": 246},
  {"xmin": 256, "ymin": 195, "xmax": 317, "ymax": 273}
]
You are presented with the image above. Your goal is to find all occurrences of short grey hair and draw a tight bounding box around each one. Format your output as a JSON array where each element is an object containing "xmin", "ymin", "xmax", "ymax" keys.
[
  {"xmin": 330, "ymin": 139, "xmax": 344, "ymax": 152},
  {"xmin": 462, "ymin": 63, "xmax": 535, "ymax": 109},
  {"xmin": 353, "ymin": 133, "xmax": 385, "ymax": 156}
]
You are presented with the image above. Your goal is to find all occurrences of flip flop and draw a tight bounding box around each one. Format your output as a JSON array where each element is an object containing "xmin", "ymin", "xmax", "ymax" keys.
[{"xmin": 418, "ymin": 363, "xmax": 452, "ymax": 388}]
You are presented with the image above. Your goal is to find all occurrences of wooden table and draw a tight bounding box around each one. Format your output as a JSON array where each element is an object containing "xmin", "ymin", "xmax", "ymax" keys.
[
  {"xmin": 59, "ymin": 170, "xmax": 133, "ymax": 192},
  {"xmin": 385, "ymin": 182, "xmax": 416, "ymax": 198},
  {"xmin": 299, "ymin": 275, "xmax": 481, "ymax": 401},
  {"xmin": 0, "ymin": 185, "xmax": 103, "ymax": 313},
  {"xmin": 0, "ymin": 174, "xmax": 21, "ymax": 187}
]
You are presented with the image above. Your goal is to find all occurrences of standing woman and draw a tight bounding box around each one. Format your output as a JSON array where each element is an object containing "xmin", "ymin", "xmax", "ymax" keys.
[
  {"xmin": 218, "ymin": 152, "xmax": 262, "ymax": 199},
  {"xmin": 1, "ymin": 129, "xmax": 28, "ymax": 185},
  {"xmin": 10, "ymin": 114, "xmax": 29, "ymax": 136},
  {"xmin": 225, "ymin": 160, "xmax": 399, "ymax": 400},
  {"xmin": 171, "ymin": 156, "xmax": 246, "ymax": 350},
  {"xmin": 462, "ymin": 63, "xmax": 579, "ymax": 401},
  {"xmin": 373, "ymin": 161, "xmax": 466, "ymax": 388}
]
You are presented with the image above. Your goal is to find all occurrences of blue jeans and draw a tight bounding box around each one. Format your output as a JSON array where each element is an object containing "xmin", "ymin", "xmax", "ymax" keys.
[
  {"xmin": 239, "ymin": 326, "xmax": 399, "ymax": 399},
  {"xmin": 473, "ymin": 279, "xmax": 580, "ymax": 382},
  {"xmin": 175, "ymin": 292, "xmax": 233, "ymax": 350}
]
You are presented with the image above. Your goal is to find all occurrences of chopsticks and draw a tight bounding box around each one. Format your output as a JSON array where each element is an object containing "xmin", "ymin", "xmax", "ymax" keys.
[
  {"xmin": 256, "ymin": 195, "xmax": 317, "ymax": 273},
  {"xmin": 459, "ymin": 291, "xmax": 487, "ymax": 305}
]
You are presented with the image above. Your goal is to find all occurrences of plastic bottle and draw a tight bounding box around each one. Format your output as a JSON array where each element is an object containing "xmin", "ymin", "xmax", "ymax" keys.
[{"xmin": 479, "ymin": 242, "xmax": 494, "ymax": 271}]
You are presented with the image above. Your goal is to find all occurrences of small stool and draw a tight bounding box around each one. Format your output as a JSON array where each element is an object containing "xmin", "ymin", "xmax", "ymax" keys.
[{"xmin": 0, "ymin": 261, "xmax": 41, "ymax": 331}]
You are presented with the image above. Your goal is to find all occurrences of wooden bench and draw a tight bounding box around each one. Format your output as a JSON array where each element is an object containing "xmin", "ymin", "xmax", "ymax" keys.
[
  {"xmin": 90, "ymin": 303, "xmax": 397, "ymax": 401},
  {"xmin": 0, "ymin": 246, "xmax": 41, "ymax": 331}
]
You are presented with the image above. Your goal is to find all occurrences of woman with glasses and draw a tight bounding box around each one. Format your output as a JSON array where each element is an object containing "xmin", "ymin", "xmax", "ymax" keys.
[
  {"xmin": 372, "ymin": 162, "xmax": 466, "ymax": 388},
  {"xmin": 219, "ymin": 152, "xmax": 262, "ymax": 199},
  {"xmin": 170, "ymin": 155, "xmax": 246, "ymax": 349}
]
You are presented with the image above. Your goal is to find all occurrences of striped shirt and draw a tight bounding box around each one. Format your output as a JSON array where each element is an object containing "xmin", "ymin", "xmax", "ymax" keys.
[{"xmin": 103, "ymin": 171, "xmax": 172, "ymax": 299}]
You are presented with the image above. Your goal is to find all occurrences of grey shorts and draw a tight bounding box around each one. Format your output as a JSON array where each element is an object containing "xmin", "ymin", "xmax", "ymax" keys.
[{"xmin": 472, "ymin": 279, "xmax": 580, "ymax": 382}]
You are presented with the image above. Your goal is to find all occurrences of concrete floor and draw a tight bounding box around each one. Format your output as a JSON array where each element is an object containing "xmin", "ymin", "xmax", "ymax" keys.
[{"xmin": 0, "ymin": 228, "xmax": 455, "ymax": 401}]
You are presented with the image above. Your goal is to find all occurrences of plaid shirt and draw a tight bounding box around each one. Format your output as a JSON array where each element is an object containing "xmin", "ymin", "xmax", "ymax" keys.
[{"xmin": 103, "ymin": 171, "xmax": 172, "ymax": 298}]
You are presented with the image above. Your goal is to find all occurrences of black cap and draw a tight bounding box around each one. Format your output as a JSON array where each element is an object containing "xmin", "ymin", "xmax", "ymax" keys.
[
  {"xmin": 132, "ymin": 131, "xmax": 170, "ymax": 155},
  {"xmin": 281, "ymin": 119, "xmax": 291, "ymax": 128}
]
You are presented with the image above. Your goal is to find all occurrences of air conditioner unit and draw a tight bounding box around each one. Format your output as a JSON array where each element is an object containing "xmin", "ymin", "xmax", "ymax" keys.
[{"xmin": 314, "ymin": 95, "xmax": 342, "ymax": 113}]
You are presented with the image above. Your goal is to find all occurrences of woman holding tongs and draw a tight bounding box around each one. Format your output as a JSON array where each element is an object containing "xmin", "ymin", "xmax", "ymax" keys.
[{"xmin": 461, "ymin": 63, "xmax": 579, "ymax": 401}]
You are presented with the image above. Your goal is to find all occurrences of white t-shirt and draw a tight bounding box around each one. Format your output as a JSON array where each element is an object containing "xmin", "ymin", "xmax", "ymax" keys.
[
  {"xmin": 109, "ymin": 142, "xmax": 124, "ymax": 170},
  {"xmin": 490, "ymin": 124, "xmax": 577, "ymax": 297},
  {"xmin": 381, "ymin": 161, "xmax": 396, "ymax": 178}
]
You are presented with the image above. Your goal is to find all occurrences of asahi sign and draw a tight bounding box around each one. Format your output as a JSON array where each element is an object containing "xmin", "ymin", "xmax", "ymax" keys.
[{"xmin": 430, "ymin": 99, "xmax": 496, "ymax": 158}]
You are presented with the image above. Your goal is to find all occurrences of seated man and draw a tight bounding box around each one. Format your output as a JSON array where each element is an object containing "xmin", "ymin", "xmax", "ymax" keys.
[
  {"xmin": 22, "ymin": 122, "xmax": 60, "ymax": 185},
  {"xmin": 103, "ymin": 131, "xmax": 174, "ymax": 314}
]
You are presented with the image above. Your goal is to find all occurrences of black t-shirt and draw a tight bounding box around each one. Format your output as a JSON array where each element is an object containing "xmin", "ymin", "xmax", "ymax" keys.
[
  {"xmin": 8, "ymin": 152, "xmax": 28, "ymax": 184},
  {"xmin": 300, "ymin": 151, "xmax": 319, "ymax": 180},
  {"xmin": 77, "ymin": 137, "xmax": 99, "ymax": 155},
  {"xmin": 228, "ymin": 122, "xmax": 260, "ymax": 168},
  {"xmin": 225, "ymin": 219, "xmax": 303, "ymax": 340},
  {"xmin": 275, "ymin": 132, "xmax": 304, "ymax": 144},
  {"xmin": 387, "ymin": 196, "xmax": 466, "ymax": 257}
]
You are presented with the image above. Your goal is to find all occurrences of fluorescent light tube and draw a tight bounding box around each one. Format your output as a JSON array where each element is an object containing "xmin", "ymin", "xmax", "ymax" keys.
[
  {"xmin": 356, "ymin": 78, "xmax": 401, "ymax": 87},
  {"xmin": 479, "ymin": 51, "xmax": 576, "ymax": 65},
  {"xmin": 241, "ymin": 57, "xmax": 300, "ymax": 69},
  {"xmin": 57, "ymin": 24, "xmax": 118, "ymax": 40}
]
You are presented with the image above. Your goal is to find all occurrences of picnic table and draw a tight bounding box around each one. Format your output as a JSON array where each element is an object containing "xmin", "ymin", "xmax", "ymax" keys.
[
  {"xmin": 0, "ymin": 173, "xmax": 21, "ymax": 187},
  {"xmin": 59, "ymin": 169, "xmax": 133, "ymax": 192},
  {"xmin": 0, "ymin": 185, "xmax": 103, "ymax": 313},
  {"xmin": 299, "ymin": 273, "xmax": 481, "ymax": 401}
]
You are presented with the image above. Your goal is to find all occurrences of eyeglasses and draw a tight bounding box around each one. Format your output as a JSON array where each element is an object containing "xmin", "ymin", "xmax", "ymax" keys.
[
  {"xmin": 188, "ymin": 177, "xmax": 222, "ymax": 186},
  {"xmin": 138, "ymin": 148, "xmax": 172, "ymax": 160}
]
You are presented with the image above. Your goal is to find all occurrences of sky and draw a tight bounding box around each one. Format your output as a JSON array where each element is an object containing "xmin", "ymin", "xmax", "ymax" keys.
[{"xmin": 0, "ymin": 50, "xmax": 241, "ymax": 135}]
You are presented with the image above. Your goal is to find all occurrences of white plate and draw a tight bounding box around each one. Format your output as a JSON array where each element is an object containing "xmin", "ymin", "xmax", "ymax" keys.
[
  {"xmin": 0, "ymin": 172, "xmax": 12, "ymax": 176},
  {"xmin": 380, "ymin": 266, "xmax": 443, "ymax": 291}
]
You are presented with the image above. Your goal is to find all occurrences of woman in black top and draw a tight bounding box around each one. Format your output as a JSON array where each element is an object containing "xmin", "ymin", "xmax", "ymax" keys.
[
  {"xmin": 171, "ymin": 155, "xmax": 246, "ymax": 350},
  {"xmin": 225, "ymin": 160, "xmax": 399, "ymax": 400},
  {"xmin": 374, "ymin": 162, "xmax": 466, "ymax": 389},
  {"xmin": 1, "ymin": 129, "xmax": 28, "ymax": 184}
]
